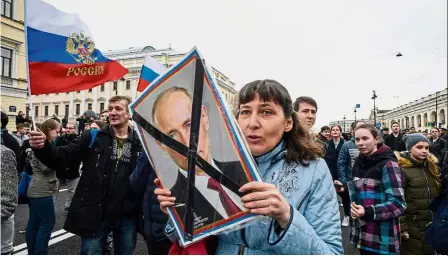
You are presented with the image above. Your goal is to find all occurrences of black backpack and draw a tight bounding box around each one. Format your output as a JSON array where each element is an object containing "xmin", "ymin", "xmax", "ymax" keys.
[{"xmin": 425, "ymin": 189, "xmax": 448, "ymax": 252}]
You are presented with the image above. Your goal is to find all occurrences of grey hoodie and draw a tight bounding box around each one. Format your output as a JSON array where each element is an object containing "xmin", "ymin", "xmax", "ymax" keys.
[{"xmin": 1, "ymin": 145, "xmax": 18, "ymax": 222}]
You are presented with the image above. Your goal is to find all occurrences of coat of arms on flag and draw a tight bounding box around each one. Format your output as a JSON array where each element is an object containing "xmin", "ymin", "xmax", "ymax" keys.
[{"xmin": 130, "ymin": 47, "xmax": 262, "ymax": 246}]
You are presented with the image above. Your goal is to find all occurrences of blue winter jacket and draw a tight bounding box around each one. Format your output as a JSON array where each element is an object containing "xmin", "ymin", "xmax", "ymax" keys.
[
  {"xmin": 130, "ymin": 153, "xmax": 169, "ymax": 241},
  {"xmin": 166, "ymin": 140, "xmax": 343, "ymax": 254},
  {"xmin": 337, "ymin": 138, "xmax": 359, "ymax": 185}
]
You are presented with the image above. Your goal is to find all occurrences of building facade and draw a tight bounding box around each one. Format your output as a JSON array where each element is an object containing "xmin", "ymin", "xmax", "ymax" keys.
[
  {"xmin": 30, "ymin": 46, "xmax": 238, "ymax": 123},
  {"xmin": 328, "ymin": 119, "xmax": 359, "ymax": 134},
  {"xmin": 369, "ymin": 89, "xmax": 448, "ymax": 131},
  {"xmin": 1, "ymin": 0, "xmax": 28, "ymax": 130}
]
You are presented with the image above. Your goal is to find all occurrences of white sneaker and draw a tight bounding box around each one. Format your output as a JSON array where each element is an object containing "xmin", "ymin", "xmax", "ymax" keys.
[{"xmin": 342, "ymin": 216, "xmax": 350, "ymax": 227}]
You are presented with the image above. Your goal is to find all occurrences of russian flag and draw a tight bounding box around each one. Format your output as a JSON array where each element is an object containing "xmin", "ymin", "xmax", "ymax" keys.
[
  {"xmin": 137, "ymin": 55, "xmax": 166, "ymax": 92},
  {"xmin": 25, "ymin": 0, "xmax": 128, "ymax": 95}
]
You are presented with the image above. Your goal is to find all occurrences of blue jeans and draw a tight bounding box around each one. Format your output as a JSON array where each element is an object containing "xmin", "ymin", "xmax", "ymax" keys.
[
  {"xmin": 26, "ymin": 197, "xmax": 56, "ymax": 255},
  {"xmin": 80, "ymin": 217, "xmax": 136, "ymax": 255}
]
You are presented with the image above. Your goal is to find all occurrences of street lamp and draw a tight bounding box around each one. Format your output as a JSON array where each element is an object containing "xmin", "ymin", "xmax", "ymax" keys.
[
  {"xmin": 372, "ymin": 90, "xmax": 378, "ymax": 127},
  {"xmin": 354, "ymin": 107, "xmax": 357, "ymax": 122},
  {"xmin": 343, "ymin": 115, "xmax": 346, "ymax": 133}
]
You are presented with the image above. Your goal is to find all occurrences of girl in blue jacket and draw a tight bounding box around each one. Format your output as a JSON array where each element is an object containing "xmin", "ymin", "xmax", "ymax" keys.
[{"xmin": 156, "ymin": 79, "xmax": 343, "ymax": 255}]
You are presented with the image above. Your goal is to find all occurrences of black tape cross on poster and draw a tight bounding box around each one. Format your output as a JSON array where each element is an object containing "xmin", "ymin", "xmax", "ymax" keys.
[{"xmin": 133, "ymin": 58, "xmax": 244, "ymax": 241}]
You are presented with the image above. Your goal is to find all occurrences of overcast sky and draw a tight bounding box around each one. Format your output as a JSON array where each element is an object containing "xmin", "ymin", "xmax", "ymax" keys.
[{"xmin": 45, "ymin": 0, "xmax": 447, "ymax": 129}]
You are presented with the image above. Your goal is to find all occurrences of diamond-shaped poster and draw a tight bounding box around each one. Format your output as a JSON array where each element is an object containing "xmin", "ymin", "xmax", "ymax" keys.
[{"xmin": 130, "ymin": 47, "xmax": 262, "ymax": 246}]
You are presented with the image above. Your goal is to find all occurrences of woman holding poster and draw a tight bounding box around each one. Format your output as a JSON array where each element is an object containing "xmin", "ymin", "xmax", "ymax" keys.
[{"xmin": 156, "ymin": 79, "xmax": 343, "ymax": 254}]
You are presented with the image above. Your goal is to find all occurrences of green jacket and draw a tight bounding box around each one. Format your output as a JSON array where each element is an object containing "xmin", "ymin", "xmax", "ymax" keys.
[{"xmin": 395, "ymin": 151, "xmax": 442, "ymax": 255}]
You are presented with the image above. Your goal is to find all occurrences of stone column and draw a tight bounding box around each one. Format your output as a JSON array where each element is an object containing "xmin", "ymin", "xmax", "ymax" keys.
[
  {"xmin": 93, "ymin": 86, "xmax": 98, "ymax": 113},
  {"xmin": 81, "ymin": 90, "xmax": 86, "ymax": 115}
]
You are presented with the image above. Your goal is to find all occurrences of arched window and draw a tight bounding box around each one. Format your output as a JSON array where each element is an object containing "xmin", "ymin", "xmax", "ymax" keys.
[
  {"xmin": 439, "ymin": 109, "xmax": 446, "ymax": 124},
  {"xmin": 417, "ymin": 114, "xmax": 422, "ymax": 127}
]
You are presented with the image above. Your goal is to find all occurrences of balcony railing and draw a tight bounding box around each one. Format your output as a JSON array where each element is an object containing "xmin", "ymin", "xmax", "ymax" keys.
[{"xmin": 1, "ymin": 76, "xmax": 13, "ymax": 86}]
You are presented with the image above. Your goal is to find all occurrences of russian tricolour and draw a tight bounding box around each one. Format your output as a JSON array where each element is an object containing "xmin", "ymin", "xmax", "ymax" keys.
[{"xmin": 25, "ymin": 0, "xmax": 127, "ymax": 95}]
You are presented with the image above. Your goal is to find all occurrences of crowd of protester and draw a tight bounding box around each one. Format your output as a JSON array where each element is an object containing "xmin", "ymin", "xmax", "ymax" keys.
[{"xmin": 1, "ymin": 81, "xmax": 448, "ymax": 255}]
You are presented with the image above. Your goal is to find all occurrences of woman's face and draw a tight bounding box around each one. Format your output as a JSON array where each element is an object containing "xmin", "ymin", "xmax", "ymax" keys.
[
  {"xmin": 331, "ymin": 126, "xmax": 341, "ymax": 138},
  {"xmin": 48, "ymin": 125, "xmax": 60, "ymax": 142},
  {"xmin": 237, "ymin": 94, "xmax": 292, "ymax": 156},
  {"xmin": 322, "ymin": 130, "xmax": 330, "ymax": 140},
  {"xmin": 90, "ymin": 123, "xmax": 100, "ymax": 130},
  {"xmin": 410, "ymin": 141, "xmax": 429, "ymax": 161},
  {"xmin": 355, "ymin": 128, "xmax": 379, "ymax": 155}
]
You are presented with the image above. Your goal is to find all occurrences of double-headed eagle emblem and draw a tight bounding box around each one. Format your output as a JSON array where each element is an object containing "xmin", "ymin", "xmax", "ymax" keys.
[{"xmin": 66, "ymin": 33, "xmax": 97, "ymax": 65}]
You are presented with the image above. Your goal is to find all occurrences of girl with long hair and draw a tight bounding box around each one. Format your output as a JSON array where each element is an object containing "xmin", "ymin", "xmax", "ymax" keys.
[
  {"xmin": 350, "ymin": 124, "xmax": 406, "ymax": 255},
  {"xmin": 395, "ymin": 133, "xmax": 442, "ymax": 254},
  {"xmin": 26, "ymin": 119, "xmax": 60, "ymax": 255}
]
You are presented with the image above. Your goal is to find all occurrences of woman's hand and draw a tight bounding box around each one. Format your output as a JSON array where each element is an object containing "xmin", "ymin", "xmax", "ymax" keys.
[
  {"xmin": 154, "ymin": 178, "xmax": 175, "ymax": 214},
  {"xmin": 350, "ymin": 202, "xmax": 365, "ymax": 219},
  {"xmin": 240, "ymin": 182, "xmax": 291, "ymax": 229}
]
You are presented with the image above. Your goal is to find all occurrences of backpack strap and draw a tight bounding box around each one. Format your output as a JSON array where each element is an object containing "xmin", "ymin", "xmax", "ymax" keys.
[{"xmin": 88, "ymin": 129, "xmax": 100, "ymax": 149}]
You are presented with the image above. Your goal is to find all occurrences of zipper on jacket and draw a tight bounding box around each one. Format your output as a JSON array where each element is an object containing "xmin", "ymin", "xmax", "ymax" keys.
[{"xmin": 421, "ymin": 167, "xmax": 433, "ymax": 219}]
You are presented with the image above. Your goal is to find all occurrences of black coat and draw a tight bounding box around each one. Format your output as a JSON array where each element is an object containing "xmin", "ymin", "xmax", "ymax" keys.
[
  {"xmin": 384, "ymin": 133, "xmax": 406, "ymax": 152},
  {"xmin": 324, "ymin": 139, "xmax": 344, "ymax": 181},
  {"xmin": 54, "ymin": 134, "xmax": 81, "ymax": 179},
  {"xmin": 1, "ymin": 129, "xmax": 21, "ymax": 173},
  {"xmin": 170, "ymin": 160, "xmax": 248, "ymax": 230},
  {"xmin": 429, "ymin": 137, "xmax": 447, "ymax": 164},
  {"xmin": 33, "ymin": 125, "xmax": 143, "ymax": 237},
  {"xmin": 15, "ymin": 115, "xmax": 27, "ymax": 125},
  {"xmin": 76, "ymin": 117, "xmax": 87, "ymax": 129}
]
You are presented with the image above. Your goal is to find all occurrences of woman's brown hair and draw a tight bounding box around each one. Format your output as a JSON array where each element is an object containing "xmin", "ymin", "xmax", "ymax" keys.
[
  {"xmin": 40, "ymin": 119, "xmax": 59, "ymax": 142},
  {"xmin": 355, "ymin": 124, "xmax": 379, "ymax": 138},
  {"xmin": 236, "ymin": 79, "xmax": 324, "ymax": 166}
]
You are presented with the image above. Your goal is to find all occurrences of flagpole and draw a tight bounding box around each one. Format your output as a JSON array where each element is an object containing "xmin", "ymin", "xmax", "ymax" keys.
[{"xmin": 23, "ymin": 0, "xmax": 37, "ymax": 130}]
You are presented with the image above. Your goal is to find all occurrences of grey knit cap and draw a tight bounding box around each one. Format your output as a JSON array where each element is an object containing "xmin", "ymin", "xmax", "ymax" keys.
[{"xmin": 402, "ymin": 133, "xmax": 430, "ymax": 151}]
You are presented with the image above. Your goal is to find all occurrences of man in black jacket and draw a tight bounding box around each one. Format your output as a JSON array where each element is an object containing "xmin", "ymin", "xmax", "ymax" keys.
[
  {"xmin": 384, "ymin": 122, "xmax": 406, "ymax": 152},
  {"xmin": 1, "ymin": 111, "xmax": 22, "ymax": 173},
  {"xmin": 429, "ymin": 127, "xmax": 447, "ymax": 166},
  {"xmin": 54, "ymin": 122, "xmax": 81, "ymax": 215},
  {"xmin": 76, "ymin": 114, "xmax": 87, "ymax": 135},
  {"xmin": 15, "ymin": 111, "xmax": 27, "ymax": 125},
  {"xmin": 29, "ymin": 96, "xmax": 143, "ymax": 255}
]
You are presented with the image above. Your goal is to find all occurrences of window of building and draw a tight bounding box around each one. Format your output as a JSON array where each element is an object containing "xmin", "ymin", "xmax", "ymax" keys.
[
  {"xmin": 1, "ymin": 0, "xmax": 13, "ymax": 18},
  {"xmin": 76, "ymin": 104, "xmax": 80, "ymax": 115},
  {"xmin": 44, "ymin": 106, "xmax": 49, "ymax": 117},
  {"xmin": 100, "ymin": 103, "xmax": 105, "ymax": 112},
  {"xmin": 126, "ymin": 80, "xmax": 131, "ymax": 90},
  {"xmin": 65, "ymin": 104, "xmax": 69, "ymax": 116},
  {"xmin": 1, "ymin": 47, "xmax": 12, "ymax": 77},
  {"xmin": 87, "ymin": 103, "xmax": 92, "ymax": 110},
  {"xmin": 88, "ymin": 88, "xmax": 92, "ymax": 92},
  {"xmin": 100, "ymin": 84, "xmax": 105, "ymax": 92},
  {"xmin": 113, "ymin": 81, "xmax": 118, "ymax": 91},
  {"xmin": 54, "ymin": 105, "xmax": 59, "ymax": 116},
  {"xmin": 34, "ymin": 106, "xmax": 39, "ymax": 117}
]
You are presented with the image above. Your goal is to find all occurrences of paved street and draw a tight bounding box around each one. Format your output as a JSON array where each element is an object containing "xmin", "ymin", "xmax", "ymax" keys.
[{"xmin": 12, "ymin": 187, "xmax": 356, "ymax": 255}]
